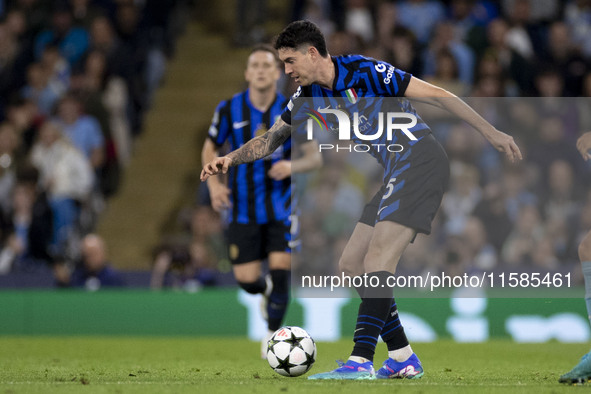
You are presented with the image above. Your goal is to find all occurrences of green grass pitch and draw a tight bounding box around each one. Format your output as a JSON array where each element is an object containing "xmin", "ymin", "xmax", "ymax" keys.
[{"xmin": 0, "ymin": 337, "xmax": 587, "ymax": 393}]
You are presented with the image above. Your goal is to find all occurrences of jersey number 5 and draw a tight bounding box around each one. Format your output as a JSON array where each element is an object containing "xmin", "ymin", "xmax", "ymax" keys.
[{"xmin": 382, "ymin": 177, "xmax": 397, "ymax": 200}]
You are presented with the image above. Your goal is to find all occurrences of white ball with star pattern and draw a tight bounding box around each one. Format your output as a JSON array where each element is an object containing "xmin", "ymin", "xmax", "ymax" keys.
[{"xmin": 266, "ymin": 326, "xmax": 316, "ymax": 377}]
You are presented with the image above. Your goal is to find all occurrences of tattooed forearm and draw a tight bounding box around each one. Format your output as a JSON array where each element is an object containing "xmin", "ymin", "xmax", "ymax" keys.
[{"xmin": 227, "ymin": 119, "xmax": 292, "ymax": 166}]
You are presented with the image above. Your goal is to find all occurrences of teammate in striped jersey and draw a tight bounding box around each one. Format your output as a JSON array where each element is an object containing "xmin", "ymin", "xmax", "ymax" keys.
[
  {"xmin": 201, "ymin": 44, "xmax": 321, "ymax": 358},
  {"xmin": 201, "ymin": 21, "xmax": 521, "ymax": 378}
]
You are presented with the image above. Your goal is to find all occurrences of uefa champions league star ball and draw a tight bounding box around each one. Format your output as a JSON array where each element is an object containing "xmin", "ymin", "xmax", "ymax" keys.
[{"xmin": 266, "ymin": 326, "xmax": 316, "ymax": 377}]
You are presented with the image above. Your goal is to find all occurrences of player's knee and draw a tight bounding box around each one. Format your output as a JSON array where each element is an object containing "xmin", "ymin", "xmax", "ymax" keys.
[
  {"xmin": 339, "ymin": 252, "xmax": 364, "ymax": 277},
  {"xmin": 238, "ymin": 280, "xmax": 264, "ymax": 294},
  {"xmin": 580, "ymin": 233, "xmax": 591, "ymax": 262}
]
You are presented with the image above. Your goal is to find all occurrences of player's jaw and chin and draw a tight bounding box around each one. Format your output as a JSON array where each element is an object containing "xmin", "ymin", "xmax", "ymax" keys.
[{"xmin": 278, "ymin": 47, "xmax": 316, "ymax": 87}]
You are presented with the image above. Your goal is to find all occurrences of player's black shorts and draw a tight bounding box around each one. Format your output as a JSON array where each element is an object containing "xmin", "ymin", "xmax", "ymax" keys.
[
  {"xmin": 227, "ymin": 218, "xmax": 291, "ymax": 264},
  {"xmin": 359, "ymin": 133, "xmax": 449, "ymax": 235}
]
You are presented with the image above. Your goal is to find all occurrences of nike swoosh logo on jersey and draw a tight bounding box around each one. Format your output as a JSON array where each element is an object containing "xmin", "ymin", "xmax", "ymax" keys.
[
  {"xmin": 378, "ymin": 206, "xmax": 388, "ymax": 216},
  {"xmin": 233, "ymin": 120, "xmax": 250, "ymax": 129}
]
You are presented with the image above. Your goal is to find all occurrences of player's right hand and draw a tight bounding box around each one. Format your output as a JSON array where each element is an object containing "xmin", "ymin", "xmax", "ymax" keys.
[
  {"xmin": 208, "ymin": 183, "xmax": 232, "ymax": 212},
  {"xmin": 200, "ymin": 156, "xmax": 233, "ymax": 181},
  {"xmin": 577, "ymin": 132, "xmax": 591, "ymax": 161}
]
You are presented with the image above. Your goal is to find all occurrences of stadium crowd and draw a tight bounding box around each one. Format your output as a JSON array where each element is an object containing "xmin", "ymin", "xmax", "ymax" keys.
[
  {"xmin": 0, "ymin": 0, "xmax": 186, "ymax": 287},
  {"xmin": 2, "ymin": 0, "xmax": 591, "ymax": 289}
]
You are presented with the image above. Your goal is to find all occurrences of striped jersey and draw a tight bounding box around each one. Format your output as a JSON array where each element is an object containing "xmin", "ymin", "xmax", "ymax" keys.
[
  {"xmin": 208, "ymin": 89, "xmax": 290, "ymax": 224},
  {"xmin": 282, "ymin": 54, "xmax": 431, "ymax": 175}
]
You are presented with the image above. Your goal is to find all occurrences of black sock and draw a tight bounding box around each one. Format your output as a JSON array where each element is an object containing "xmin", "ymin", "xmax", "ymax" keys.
[
  {"xmin": 237, "ymin": 277, "xmax": 266, "ymax": 294},
  {"xmin": 351, "ymin": 271, "xmax": 393, "ymax": 362},
  {"xmin": 268, "ymin": 269, "xmax": 290, "ymax": 331},
  {"xmin": 380, "ymin": 297, "xmax": 409, "ymax": 351}
]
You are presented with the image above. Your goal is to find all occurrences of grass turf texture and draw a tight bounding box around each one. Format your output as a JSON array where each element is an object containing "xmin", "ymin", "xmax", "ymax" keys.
[{"xmin": 0, "ymin": 337, "xmax": 587, "ymax": 393}]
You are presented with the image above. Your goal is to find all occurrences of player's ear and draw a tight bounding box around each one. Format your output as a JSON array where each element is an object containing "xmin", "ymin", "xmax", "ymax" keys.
[{"xmin": 308, "ymin": 46, "xmax": 318, "ymax": 59}]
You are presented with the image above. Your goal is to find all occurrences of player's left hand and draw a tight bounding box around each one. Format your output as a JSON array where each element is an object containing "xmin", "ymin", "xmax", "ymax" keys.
[
  {"xmin": 201, "ymin": 156, "xmax": 233, "ymax": 181},
  {"xmin": 268, "ymin": 160, "xmax": 292, "ymax": 180},
  {"xmin": 486, "ymin": 129, "xmax": 523, "ymax": 163}
]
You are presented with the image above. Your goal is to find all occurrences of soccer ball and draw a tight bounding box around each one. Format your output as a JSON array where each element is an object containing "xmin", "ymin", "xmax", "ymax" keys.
[{"xmin": 266, "ymin": 326, "xmax": 316, "ymax": 377}]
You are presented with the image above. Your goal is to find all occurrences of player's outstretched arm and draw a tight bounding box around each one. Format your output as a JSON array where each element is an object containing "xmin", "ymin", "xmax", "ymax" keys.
[
  {"xmin": 577, "ymin": 132, "xmax": 591, "ymax": 161},
  {"xmin": 405, "ymin": 76, "xmax": 523, "ymax": 163},
  {"xmin": 201, "ymin": 118, "xmax": 292, "ymax": 181}
]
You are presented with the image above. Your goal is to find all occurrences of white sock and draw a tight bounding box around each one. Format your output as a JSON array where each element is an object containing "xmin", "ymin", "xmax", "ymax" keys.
[
  {"xmin": 348, "ymin": 356, "xmax": 370, "ymax": 364},
  {"xmin": 388, "ymin": 345, "xmax": 413, "ymax": 362}
]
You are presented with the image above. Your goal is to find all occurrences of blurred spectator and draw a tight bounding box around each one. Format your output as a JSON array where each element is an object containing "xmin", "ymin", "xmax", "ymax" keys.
[
  {"xmin": 531, "ymin": 235, "xmax": 560, "ymax": 270},
  {"xmin": 55, "ymin": 93, "xmax": 104, "ymax": 173},
  {"xmin": 473, "ymin": 182, "xmax": 513, "ymax": 251},
  {"xmin": 424, "ymin": 48, "xmax": 469, "ymax": 96},
  {"xmin": 395, "ymin": 0, "xmax": 446, "ymax": 45},
  {"xmin": 70, "ymin": 233, "xmax": 124, "ymax": 290},
  {"xmin": 565, "ymin": 0, "xmax": 591, "ymax": 58},
  {"xmin": 462, "ymin": 215, "xmax": 498, "ymax": 270},
  {"xmin": 327, "ymin": 30, "xmax": 362, "ymax": 55},
  {"xmin": 344, "ymin": 0, "xmax": 374, "ymax": 44},
  {"xmin": 21, "ymin": 62, "xmax": 61, "ymax": 116},
  {"xmin": 69, "ymin": 0, "xmax": 106, "ymax": 28},
  {"xmin": 503, "ymin": 0, "xmax": 536, "ymax": 60},
  {"xmin": 384, "ymin": 26, "xmax": 423, "ymax": 77},
  {"xmin": 533, "ymin": 67, "xmax": 565, "ymax": 97},
  {"xmin": 528, "ymin": 115, "xmax": 583, "ymax": 187},
  {"xmin": 39, "ymin": 45, "xmax": 70, "ymax": 97},
  {"xmin": 30, "ymin": 120, "xmax": 93, "ymax": 258},
  {"xmin": 293, "ymin": 0, "xmax": 336, "ymax": 39},
  {"xmin": 5, "ymin": 97, "xmax": 43, "ymax": 156},
  {"xmin": 543, "ymin": 159, "xmax": 580, "ymax": 225},
  {"xmin": 501, "ymin": 203, "xmax": 544, "ymax": 265},
  {"xmin": 376, "ymin": 1, "xmax": 396, "ymax": 48},
  {"xmin": 422, "ymin": 21, "xmax": 475, "ymax": 86},
  {"xmin": 150, "ymin": 206, "xmax": 224, "ymax": 290},
  {"xmin": 33, "ymin": 4, "xmax": 89, "ymax": 67},
  {"xmin": 484, "ymin": 18, "xmax": 532, "ymax": 94},
  {"xmin": 541, "ymin": 21, "xmax": 588, "ymax": 96},
  {"xmin": 0, "ymin": 167, "xmax": 53, "ymax": 275},
  {"xmin": 69, "ymin": 49, "xmax": 129, "ymax": 195},
  {"xmin": 113, "ymin": 2, "xmax": 151, "ymax": 134},
  {"xmin": 441, "ymin": 162, "xmax": 482, "ymax": 234},
  {"xmin": 234, "ymin": 0, "xmax": 267, "ymax": 46},
  {"xmin": 0, "ymin": 122, "xmax": 18, "ymax": 214},
  {"xmin": 471, "ymin": 74, "xmax": 504, "ymax": 97},
  {"xmin": 0, "ymin": 21, "xmax": 24, "ymax": 111},
  {"xmin": 449, "ymin": 0, "xmax": 499, "ymax": 41}
]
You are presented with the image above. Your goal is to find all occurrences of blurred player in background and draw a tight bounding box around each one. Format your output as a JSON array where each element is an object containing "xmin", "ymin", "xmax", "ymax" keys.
[
  {"xmin": 201, "ymin": 44, "xmax": 321, "ymax": 358},
  {"xmin": 202, "ymin": 21, "xmax": 521, "ymax": 379},
  {"xmin": 560, "ymin": 131, "xmax": 591, "ymax": 384}
]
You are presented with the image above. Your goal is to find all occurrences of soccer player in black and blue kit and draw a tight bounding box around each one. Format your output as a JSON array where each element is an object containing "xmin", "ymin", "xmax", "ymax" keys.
[
  {"xmin": 202, "ymin": 44, "xmax": 321, "ymax": 358},
  {"xmin": 202, "ymin": 22, "xmax": 522, "ymax": 379}
]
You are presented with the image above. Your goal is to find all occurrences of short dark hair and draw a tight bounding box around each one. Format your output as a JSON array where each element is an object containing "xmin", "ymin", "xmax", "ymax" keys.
[
  {"xmin": 249, "ymin": 43, "xmax": 280, "ymax": 65},
  {"xmin": 274, "ymin": 20, "xmax": 328, "ymax": 57}
]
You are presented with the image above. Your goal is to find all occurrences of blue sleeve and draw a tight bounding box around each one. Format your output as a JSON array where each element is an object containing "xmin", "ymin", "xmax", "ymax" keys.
[
  {"xmin": 369, "ymin": 59, "xmax": 412, "ymax": 97},
  {"xmin": 208, "ymin": 100, "xmax": 230, "ymax": 147}
]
